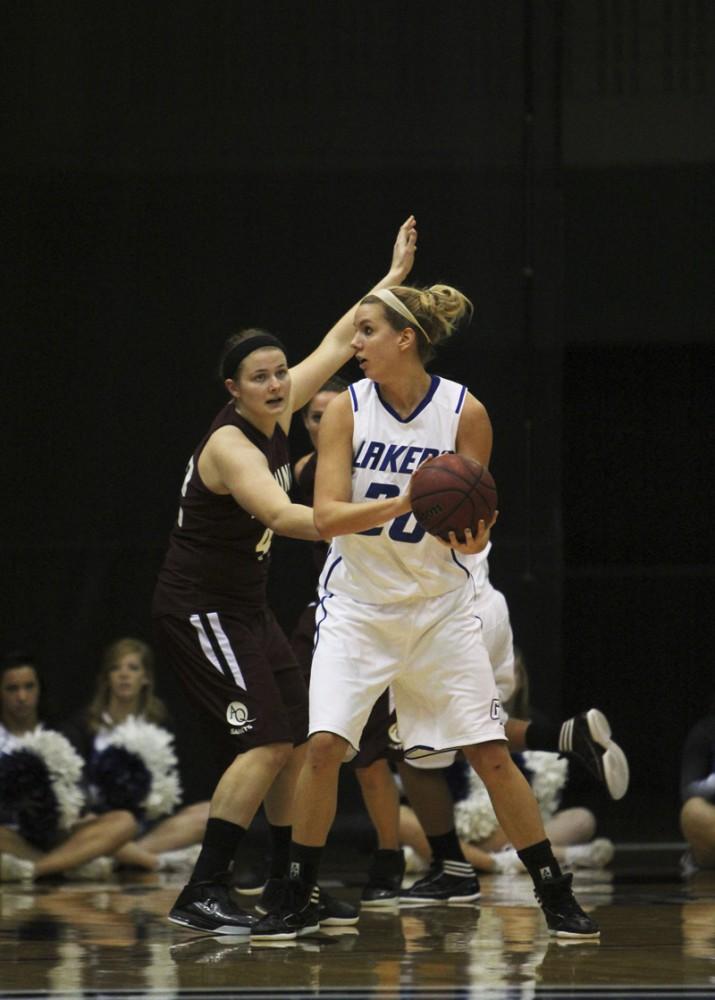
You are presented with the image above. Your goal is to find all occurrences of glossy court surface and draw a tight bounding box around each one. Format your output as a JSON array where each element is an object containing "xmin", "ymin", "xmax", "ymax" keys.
[{"xmin": 0, "ymin": 847, "xmax": 713, "ymax": 999}]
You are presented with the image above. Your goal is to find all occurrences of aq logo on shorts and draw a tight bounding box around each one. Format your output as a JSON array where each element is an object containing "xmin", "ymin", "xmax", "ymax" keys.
[
  {"xmin": 388, "ymin": 721, "xmax": 403, "ymax": 751},
  {"xmin": 226, "ymin": 701, "xmax": 256, "ymax": 735}
]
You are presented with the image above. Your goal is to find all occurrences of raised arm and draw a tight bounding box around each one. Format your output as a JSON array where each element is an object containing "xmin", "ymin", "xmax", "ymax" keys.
[
  {"xmin": 312, "ymin": 393, "xmax": 411, "ymax": 537},
  {"xmin": 282, "ymin": 215, "xmax": 418, "ymax": 427},
  {"xmin": 203, "ymin": 427, "xmax": 321, "ymax": 541}
]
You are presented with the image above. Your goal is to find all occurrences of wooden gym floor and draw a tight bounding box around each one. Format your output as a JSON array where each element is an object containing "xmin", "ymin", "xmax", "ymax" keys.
[{"xmin": 0, "ymin": 844, "xmax": 713, "ymax": 1000}]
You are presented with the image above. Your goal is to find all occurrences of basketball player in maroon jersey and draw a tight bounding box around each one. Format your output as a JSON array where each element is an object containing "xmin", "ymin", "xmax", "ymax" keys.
[{"xmin": 153, "ymin": 216, "xmax": 418, "ymax": 935}]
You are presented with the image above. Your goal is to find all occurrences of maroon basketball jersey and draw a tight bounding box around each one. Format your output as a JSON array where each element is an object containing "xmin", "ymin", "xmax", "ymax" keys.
[
  {"xmin": 295, "ymin": 450, "xmax": 317, "ymax": 505},
  {"xmin": 295, "ymin": 450, "xmax": 329, "ymax": 577},
  {"xmin": 153, "ymin": 402, "xmax": 292, "ymax": 615}
]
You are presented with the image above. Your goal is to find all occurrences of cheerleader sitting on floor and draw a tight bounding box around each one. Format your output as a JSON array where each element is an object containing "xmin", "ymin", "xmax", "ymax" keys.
[
  {"xmin": 62, "ymin": 637, "xmax": 209, "ymax": 873},
  {"xmin": 0, "ymin": 651, "xmax": 136, "ymax": 882}
]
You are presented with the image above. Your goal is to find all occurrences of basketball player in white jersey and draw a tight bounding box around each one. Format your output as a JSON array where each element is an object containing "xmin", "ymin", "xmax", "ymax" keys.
[{"xmin": 251, "ymin": 283, "xmax": 599, "ymax": 942}]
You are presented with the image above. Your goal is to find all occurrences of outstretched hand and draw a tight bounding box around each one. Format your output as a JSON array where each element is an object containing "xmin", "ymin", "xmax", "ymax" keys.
[{"xmin": 389, "ymin": 215, "xmax": 418, "ymax": 283}]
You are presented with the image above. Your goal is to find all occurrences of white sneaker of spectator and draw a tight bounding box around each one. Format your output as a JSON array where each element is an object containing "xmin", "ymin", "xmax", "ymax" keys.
[
  {"xmin": 0, "ymin": 854, "xmax": 35, "ymax": 882},
  {"xmin": 562, "ymin": 838, "xmax": 615, "ymax": 870},
  {"xmin": 66, "ymin": 856, "xmax": 115, "ymax": 881},
  {"xmin": 157, "ymin": 844, "xmax": 202, "ymax": 873}
]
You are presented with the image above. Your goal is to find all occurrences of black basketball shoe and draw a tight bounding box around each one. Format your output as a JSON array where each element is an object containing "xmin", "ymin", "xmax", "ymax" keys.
[
  {"xmin": 250, "ymin": 878, "xmax": 320, "ymax": 942},
  {"xmin": 318, "ymin": 891, "xmax": 359, "ymax": 926},
  {"xmin": 168, "ymin": 874, "xmax": 254, "ymax": 935},
  {"xmin": 361, "ymin": 848, "xmax": 405, "ymax": 908},
  {"xmin": 255, "ymin": 878, "xmax": 356, "ymax": 926},
  {"xmin": 559, "ymin": 708, "xmax": 629, "ymax": 800},
  {"xmin": 400, "ymin": 859, "xmax": 480, "ymax": 904},
  {"xmin": 536, "ymin": 872, "xmax": 600, "ymax": 938}
]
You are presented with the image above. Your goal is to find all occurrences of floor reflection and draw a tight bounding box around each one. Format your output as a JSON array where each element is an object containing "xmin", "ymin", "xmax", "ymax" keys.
[{"xmin": 0, "ymin": 861, "xmax": 713, "ymax": 997}]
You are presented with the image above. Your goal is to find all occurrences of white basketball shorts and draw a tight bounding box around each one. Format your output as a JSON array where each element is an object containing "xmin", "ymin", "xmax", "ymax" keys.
[
  {"xmin": 407, "ymin": 581, "xmax": 515, "ymax": 770},
  {"xmin": 309, "ymin": 584, "xmax": 505, "ymax": 760}
]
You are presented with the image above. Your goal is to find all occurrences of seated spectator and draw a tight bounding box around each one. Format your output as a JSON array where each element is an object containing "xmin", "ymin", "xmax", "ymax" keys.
[
  {"xmin": 0, "ymin": 651, "xmax": 136, "ymax": 882},
  {"xmin": 63, "ymin": 637, "xmax": 209, "ymax": 872},
  {"xmin": 679, "ymin": 703, "xmax": 715, "ymax": 876}
]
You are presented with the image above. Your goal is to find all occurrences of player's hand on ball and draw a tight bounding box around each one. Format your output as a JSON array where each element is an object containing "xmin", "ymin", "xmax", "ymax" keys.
[{"xmin": 434, "ymin": 511, "xmax": 498, "ymax": 554}]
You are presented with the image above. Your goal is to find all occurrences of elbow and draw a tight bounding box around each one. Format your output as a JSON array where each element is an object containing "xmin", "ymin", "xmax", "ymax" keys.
[
  {"xmin": 313, "ymin": 507, "xmax": 333, "ymax": 540},
  {"xmin": 262, "ymin": 512, "xmax": 283, "ymax": 533}
]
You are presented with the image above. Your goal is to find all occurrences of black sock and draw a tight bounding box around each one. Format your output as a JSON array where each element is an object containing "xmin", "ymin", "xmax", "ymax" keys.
[
  {"xmin": 427, "ymin": 829, "xmax": 465, "ymax": 865},
  {"xmin": 524, "ymin": 719, "xmax": 561, "ymax": 752},
  {"xmin": 517, "ymin": 839, "xmax": 563, "ymax": 887},
  {"xmin": 267, "ymin": 824, "xmax": 292, "ymax": 879},
  {"xmin": 191, "ymin": 818, "xmax": 247, "ymax": 883},
  {"xmin": 289, "ymin": 842, "xmax": 323, "ymax": 886},
  {"xmin": 368, "ymin": 848, "xmax": 405, "ymax": 880}
]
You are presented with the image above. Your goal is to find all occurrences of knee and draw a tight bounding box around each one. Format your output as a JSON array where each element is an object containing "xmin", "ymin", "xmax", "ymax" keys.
[
  {"xmin": 306, "ymin": 731, "xmax": 348, "ymax": 774},
  {"xmin": 680, "ymin": 797, "xmax": 715, "ymax": 841},
  {"xmin": 567, "ymin": 807, "xmax": 597, "ymax": 842},
  {"xmin": 465, "ymin": 741, "xmax": 511, "ymax": 783},
  {"xmin": 181, "ymin": 801, "xmax": 210, "ymax": 828},
  {"xmin": 106, "ymin": 809, "xmax": 139, "ymax": 839},
  {"xmin": 186, "ymin": 801, "xmax": 210, "ymax": 823}
]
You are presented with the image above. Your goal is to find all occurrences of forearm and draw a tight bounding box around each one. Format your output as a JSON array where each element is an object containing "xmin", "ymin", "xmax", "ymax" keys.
[
  {"xmin": 269, "ymin": 503, "xmax": 322, "ymax": 542},
  {"xmin": 289, "ymin": 216, "xmax": 416, "ymax": 411},
  {"xmin": 314, "ymin": 495, "xmax": 409, "ymax": 537},
  {"xmin": 306, "ymin": 261, "xmax": 415, "ymax": 374}
]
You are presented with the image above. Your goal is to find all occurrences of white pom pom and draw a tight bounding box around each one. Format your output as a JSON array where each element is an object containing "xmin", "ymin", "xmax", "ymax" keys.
[
  {"xmin": 522, "ymin": 751, "xmax": 568, "ymax": 820},
  {"xmin": 454, "ymin": 771, "xmax": 499, "ymax": 843},
  {"xmin": 18, "ymin": 727, "xmax": 86, "ymax": 830},
  {"xmin": 101, "ymin": 718, "xmax": 182, "ymax": 820}
]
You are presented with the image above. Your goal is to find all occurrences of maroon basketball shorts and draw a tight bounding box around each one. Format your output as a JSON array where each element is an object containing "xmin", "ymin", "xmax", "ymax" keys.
[
  {"xmin": 153, "ymin": 608, "xmax": 309, "ymax": 755},
  {"xmin": 351, "ymin": 690, "xmax": 403, "ymax": 769},
  {"xmin": 289, "ymin": 600, "xmax": 318, "ymax": 682}
]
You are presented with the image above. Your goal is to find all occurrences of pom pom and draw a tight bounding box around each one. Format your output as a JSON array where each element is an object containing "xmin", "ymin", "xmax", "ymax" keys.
[
  {"xmin": 91, "ymin": 717, "xmax": 182, "ymax": 820},
  {"xmin": 454, "ymin": 775, "xmax": 499, "ymax": 843},
  {"xmin": 0, "ymin": 727, "xmax": 86, "ymax": 847},
  {"xmin": 90, "ymin": 745, "xmax": 152, "ymax": 814},
  {"xmin": 522, "ymin": 751, "xmax": 569, "ymax": 820}
]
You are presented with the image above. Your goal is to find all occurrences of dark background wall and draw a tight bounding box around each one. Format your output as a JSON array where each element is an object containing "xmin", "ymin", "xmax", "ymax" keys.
[{"xmin": 3, "ymin": 1, "xmax": 713, "ymax": 839}]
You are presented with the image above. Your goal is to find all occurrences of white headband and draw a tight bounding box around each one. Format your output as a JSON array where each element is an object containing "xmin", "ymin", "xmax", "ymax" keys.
[{"xmin": 372, "ymin": 288, "xmax": 431, "ymax": 343}]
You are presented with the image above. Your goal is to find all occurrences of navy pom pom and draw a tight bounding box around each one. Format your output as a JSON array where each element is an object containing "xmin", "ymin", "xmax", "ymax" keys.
[
  {"xmin": 0, "ymin": 749, "xmax": 60, "ymax": 848},
  {"xmin": 89, "ymin": 746, "xmax": 151, "ymax": 817}
]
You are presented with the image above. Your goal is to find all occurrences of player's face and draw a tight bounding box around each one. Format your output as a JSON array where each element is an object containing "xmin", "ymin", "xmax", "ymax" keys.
[
  {"xmin": 302, "ymin": 391, "xmax": 339, "ymax": 450},
  {"xmin": 352, "ymin": 304, "xmax": 403, "ymax": 380},
  {"xmin": 0, "ymin": 666, "xmax": 40, "ymax": 730},
  {"xmin": 227, "ymin": 348, "xmax": 291, "ymax": 420},
  {"xmin": 108, "ymin": 653, "xmax": 149, "ymax": 703}
]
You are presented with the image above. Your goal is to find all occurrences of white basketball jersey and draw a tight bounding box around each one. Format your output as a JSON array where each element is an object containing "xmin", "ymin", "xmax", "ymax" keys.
[{"xmin": 319, "ymin": 376, "xmax": 480, "ymax": 604}]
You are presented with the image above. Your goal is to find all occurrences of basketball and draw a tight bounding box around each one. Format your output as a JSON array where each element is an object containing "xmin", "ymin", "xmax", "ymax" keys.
[{"xmin": 410, "ymin": 453, "xmax": 498, "ymax": 541}]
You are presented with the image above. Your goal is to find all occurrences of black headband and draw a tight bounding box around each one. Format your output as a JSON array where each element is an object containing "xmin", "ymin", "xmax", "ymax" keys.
[{"xmin": 221, "ymin": 334, "xmax": 287, "ymax": 380}]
